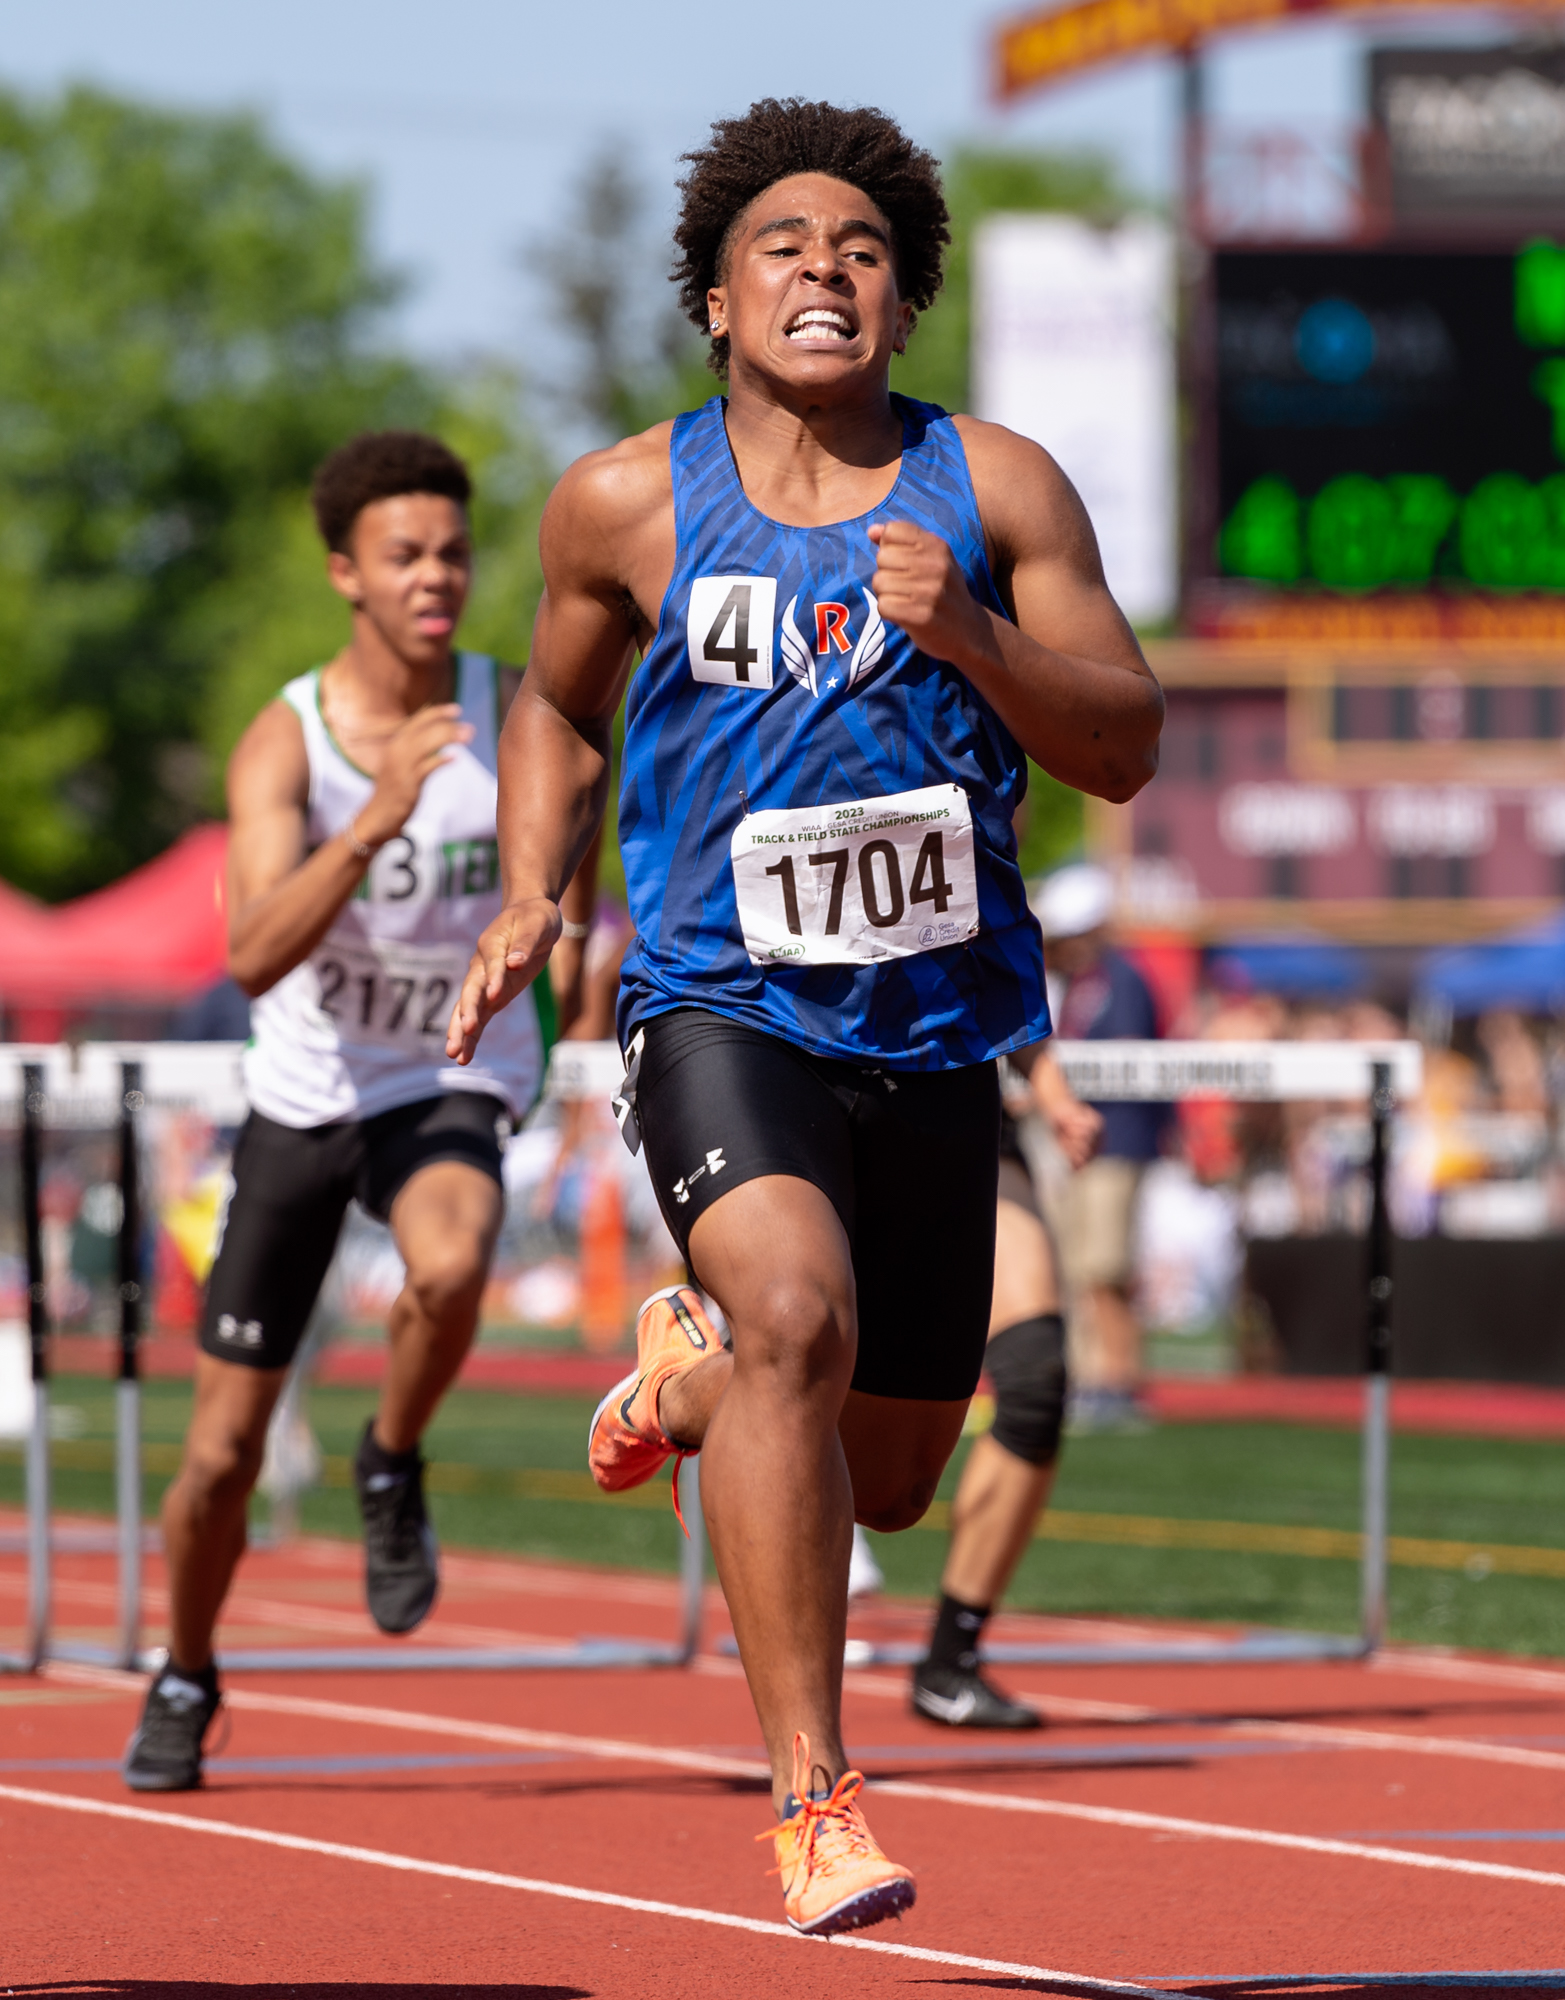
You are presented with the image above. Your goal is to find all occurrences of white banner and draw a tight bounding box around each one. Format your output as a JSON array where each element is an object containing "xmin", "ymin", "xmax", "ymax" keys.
[
  {"xmin": 3, "ymin": 1042, "xmax": 248, "ymax": 1125},
  {"xmin": 545, "ymin": 1039, "xmax": 626, "ymax": 1103},
  {"xmin": 1050, "ymin": 1040, "xmax": 1423, "ymax": 1103},
  {"xmin": 3, "ymin": 1035, "xmax": 1423, "ymax": 1120},
  {"xmin": 974, "ymin": 215, "xmax": 1176, "ymax": 626}
]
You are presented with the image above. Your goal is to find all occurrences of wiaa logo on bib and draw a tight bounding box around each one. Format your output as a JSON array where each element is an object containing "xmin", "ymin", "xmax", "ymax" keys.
[{"xmin": 686, "ymin": 575, "xmax": 885, "ymax": 699}]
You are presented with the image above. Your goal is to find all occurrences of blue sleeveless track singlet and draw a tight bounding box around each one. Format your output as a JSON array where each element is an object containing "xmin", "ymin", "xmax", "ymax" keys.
[{"xmin": 615, "ymin": 394, "xmax": 1051, "ymax": 1070}]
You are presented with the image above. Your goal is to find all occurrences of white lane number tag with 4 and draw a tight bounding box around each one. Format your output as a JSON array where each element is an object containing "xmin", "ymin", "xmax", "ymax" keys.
[
  {"xmin": 731, "ymin": 784, "xmax": 980, "ymax": 967},
  {"xmin": 687, "ymin": 575, "xmax": 776, "ymax": 690}
]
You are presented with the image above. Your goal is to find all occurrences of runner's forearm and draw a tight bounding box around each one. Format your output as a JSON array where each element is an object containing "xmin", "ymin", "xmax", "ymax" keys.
[
  {"xmin": 546, "ymin": 826, "xmax": 603, "ymax": 1036},
  {"xmin": 496, "ymin": 683, "xmax": 614, "ymax": 909},
  {"xmin": 1028, "ymin": 1052, "xmax": 1074, "ymax": 1121},
  {"xmin": 949, "ymin": 611, "xmax": 1162, "ymax": 804},
  {"xmin": 228, "ymin": 835, "xmax": 373, "ymax": 996}
]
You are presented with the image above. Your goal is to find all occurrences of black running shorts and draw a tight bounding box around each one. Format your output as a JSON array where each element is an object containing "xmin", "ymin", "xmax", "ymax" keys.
[
  {"xmin": 200, "ymin": 1092, "xmax": 507, "ymax": 1371},
  {"xmin": 631, "ymin": 1009, "xmax": 999, "ymax": 1402}
]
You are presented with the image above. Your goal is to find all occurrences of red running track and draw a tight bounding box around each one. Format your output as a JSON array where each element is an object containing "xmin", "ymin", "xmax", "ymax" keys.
[{"xmin": 4, "ymin": 1520, "xmax": 1565, "ymax": 1996}]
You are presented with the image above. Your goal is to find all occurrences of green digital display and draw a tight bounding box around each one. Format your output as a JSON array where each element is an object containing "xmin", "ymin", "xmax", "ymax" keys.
[
  {"xmin": 1216, "ymin": 248, "xmax": 1565, "ymax": 595},
  {"xmin": 1515, "ymin": 241, "xmax": 1565, "ymax": 348}
]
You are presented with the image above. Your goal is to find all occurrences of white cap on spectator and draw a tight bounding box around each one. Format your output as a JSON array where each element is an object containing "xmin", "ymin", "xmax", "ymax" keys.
[{"xmin": 1032, "ymin": 863, "xmax": 1115, "ymax": 940}]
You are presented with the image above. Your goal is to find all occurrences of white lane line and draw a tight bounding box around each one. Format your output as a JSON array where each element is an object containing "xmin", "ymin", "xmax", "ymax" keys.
[
  {"xmin": 71, "ymin": 1666, "xmax": 1565, "ymax": 1779},
  {"xmin": 1372, "ymin": 1652, "xmax": 1565, "ymax": 1698},
  {"xmin": 0, "ymin": 1781, "xmax": 1164, "ymax": 1997},
  {"xmin": 1228, "ymin": 1720, "xmax": 1565, "ymax": 1773},
  {"xmin": 47, "ymin": 1665, "xmax": 771, "ymax": 1779},
  {"xmin": 874, "ymin": 1784, "xmax": 1565, "ymax": 1892},
  {"xmin": 44, "ymin": 1666, "xmax": 1565, "ymax": 1889},
  {"xmin": 840, "ymin": 1658, "xmax": 1565, "ymax": 1747},
  {"xmin": 225, "ymin": 1688, "xmax": 770, "ymax": 1779},
  {"xmin": 811, "ymin": 1659, "xmax": 1152, "ymax": 1723},
  {"xmin": 0, "ymin": 1569, "xmax": 576, "ymax": 1652},
  {"xmin": 1018, "ymin": 1693, "xmax": 1160, "ymax": 1723}
]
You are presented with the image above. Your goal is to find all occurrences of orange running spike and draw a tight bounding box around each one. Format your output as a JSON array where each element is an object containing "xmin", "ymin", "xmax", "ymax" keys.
[
  {"xmin": 587, "ymin": 1286, "xmax": 720, "ymax": 1498},
  {"xmin": 760, "ymin": 1732, "xmax": 916, "ymax": 1936}
]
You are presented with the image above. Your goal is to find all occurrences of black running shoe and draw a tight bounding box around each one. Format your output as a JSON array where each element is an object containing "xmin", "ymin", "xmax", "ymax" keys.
[
  {"xmin": 911, "ymin": 1658, "xmax": 1042, "ymax": 1730},
  {"xmin": 123, "ymin": 1665, "xmax": 221, "ymax": 1792},
  {"xmin": 353, "ymin": 1421, "xmax": 439, "ymax": 1635}
]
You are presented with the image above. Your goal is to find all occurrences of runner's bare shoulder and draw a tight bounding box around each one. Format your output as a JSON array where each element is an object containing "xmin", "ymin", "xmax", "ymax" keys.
[
  {"xmin": 950, "ymin": 413, "xmax": 1105, "ymax": 583},
  {"xmin": 227, "ymin": 693, "xmax": 310, "ymax": 813},
  {"xmin": 540, "ymin": 421, "xmax": 678, "ymax": 599}
]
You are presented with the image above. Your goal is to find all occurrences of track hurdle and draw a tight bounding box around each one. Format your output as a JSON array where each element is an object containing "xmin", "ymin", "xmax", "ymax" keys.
[
  {"xmin": 114, "ymin": 1060, "xmax": 143, "ymax": 1672},
  {"xmin": 3, "ymin": 1063, "xmax": 52, "ymax": 1673},
  {"xmin": 861, "ymin": 1039, "xmax": 1421, "ymax": 1672},
  {"xmin": 4, "ymin": 1042, "xmax": 706, "ymax": 1677}
]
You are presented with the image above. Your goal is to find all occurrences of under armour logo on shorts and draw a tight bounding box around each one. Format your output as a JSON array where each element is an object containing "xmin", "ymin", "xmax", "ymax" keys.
[{"xmin": 671, "ymin": 1148, "xmax": 727, "ymax": 1206}]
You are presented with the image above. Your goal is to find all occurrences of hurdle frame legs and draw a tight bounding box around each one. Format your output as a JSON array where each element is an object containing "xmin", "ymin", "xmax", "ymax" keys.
[
  {"xmin": 115, "ymin": 1060, "xmax": 144, "ymax": 1673},
  {"xmin": 1359, "ymin": 1059, "xmax": 1394, "ymax": 1652},
  {"xmin": 212, "ymin": 1456, "xmax": 706, "ymax": 1674},
  {"xmin": 25, "ymin": 1390, "xmax": 50, "ymax": 1673},
  {"xmin": 8, "ymin": 1049, "xmax": 708, "ymax": 1680},
  {"xmin": 843, "ymin": 1054, "xmax": 1398, "ymax": 1673},
  {"xmin": 68, "ymin": 1404, "xmax": 708, "ymax": 1678},
  {"xmin": 53, "ymin": 1419, "xmax": 707, "ymax": 1678},
  {"xmin": 8, "ymin": 1035, "xmax": 1398, "ymax": 1681},
  {"xmin": 20, "ymin": 1063, "xmax": 52, "ymax": 1674}
]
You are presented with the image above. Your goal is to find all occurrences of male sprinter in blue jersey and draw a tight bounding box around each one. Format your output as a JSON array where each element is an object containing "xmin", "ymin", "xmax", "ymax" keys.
[{"xmin": 450, "ymin": 98, "xmax": 1161, "ymax": 1934}]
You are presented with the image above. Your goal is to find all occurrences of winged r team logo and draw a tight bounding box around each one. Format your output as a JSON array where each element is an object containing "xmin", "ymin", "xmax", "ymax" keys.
[{"xmin": 780, "ymin": 590, "xmax": 885, "ymax": 699}]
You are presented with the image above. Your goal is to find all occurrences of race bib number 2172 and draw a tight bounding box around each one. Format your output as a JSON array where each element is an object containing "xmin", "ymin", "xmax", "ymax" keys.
[{"xmin": 730, "ymin": 783, "xmax": 980, "ymax": 968}]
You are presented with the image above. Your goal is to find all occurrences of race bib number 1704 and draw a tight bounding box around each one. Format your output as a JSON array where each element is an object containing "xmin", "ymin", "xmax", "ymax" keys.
[{"xmin": 731, "ymin": 783, "xmax": 980, "ymax": 968}]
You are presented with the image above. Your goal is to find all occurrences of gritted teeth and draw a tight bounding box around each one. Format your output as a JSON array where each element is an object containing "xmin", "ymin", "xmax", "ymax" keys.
[{"xmin": 785, "ymin": 307, "xmax": 857, "ymax": 340}]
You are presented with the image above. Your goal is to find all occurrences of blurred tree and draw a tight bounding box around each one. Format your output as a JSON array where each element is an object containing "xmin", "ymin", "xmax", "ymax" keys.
[
  {"xmin": 532, "ymin": 150, "xmax": 714, "ymax": 450},
  {"xmin": 526, "ymin": 149, "xmax": 722, "ymax": 903},
  {"xmin": 894, "ymin": 146, "xmax": 1138, "ymax": 881},
  {"xmin": 197, "ymin": 366, "xmax": 555, "ymax": 777},
  {"xmin": 0, "ymin": 85, "xmax": 436, "ymax": 898},
  {"xmin": 447, "ymin": 368, "xmax": 557, "ymax": 664}
]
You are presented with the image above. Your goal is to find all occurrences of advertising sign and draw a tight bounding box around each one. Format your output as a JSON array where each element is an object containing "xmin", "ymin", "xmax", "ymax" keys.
[
  {"xmin": 1113, "ymin": 656, "xmax": 1565, "ymax": 940},
  {"xmin": 974, "ymin": 214, "xmax": 1176, "ymax": 626},
  {"xmin": 995, "ymin": 0, "xmax": 1565, "ymax": 97},
  {"xmin": 1371, "ymin": 46, "xmax": 1565, "ymax": 225},
  {"xmin": 1214, "ymin": 247, "xmax": 1565, "ymax": 601}
]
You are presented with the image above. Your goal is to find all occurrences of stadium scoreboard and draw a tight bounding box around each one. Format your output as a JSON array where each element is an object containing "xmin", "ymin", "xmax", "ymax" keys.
[{"xmin": 1215, "ymin": 245, "xmax": 1565, "ymax": 598}]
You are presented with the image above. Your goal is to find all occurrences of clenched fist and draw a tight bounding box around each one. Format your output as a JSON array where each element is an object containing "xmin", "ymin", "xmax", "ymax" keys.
[
  {"xmin": 867, "ymin": 520, "xmax": 991, "ymax": 667},
  {"xmin": 355, "ymin": 703, "xmax": 474, "ymax": 847}
]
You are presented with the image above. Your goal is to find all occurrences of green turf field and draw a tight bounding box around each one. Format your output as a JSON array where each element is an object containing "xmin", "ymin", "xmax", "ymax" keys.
[{"xmin": 4, "ymin": 1374, "xmax": 1563, "ymax": 1658}]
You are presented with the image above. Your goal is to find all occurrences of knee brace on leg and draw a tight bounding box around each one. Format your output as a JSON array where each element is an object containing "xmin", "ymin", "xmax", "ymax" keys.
[{"xmin": 984, "ymin": 1312, "xmax": 1068, "ymax": 1467}]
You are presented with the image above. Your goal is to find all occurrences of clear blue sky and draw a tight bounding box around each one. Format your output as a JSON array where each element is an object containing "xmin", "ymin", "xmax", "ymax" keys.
[{"xmin": 2, "ymin": 1, "xmax": 1512, "ymax": 364}]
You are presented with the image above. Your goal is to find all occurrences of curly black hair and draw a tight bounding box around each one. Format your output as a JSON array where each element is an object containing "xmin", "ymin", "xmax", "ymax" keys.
[
  {"xmin": 311, "ymin": 430, "xmax": 472, "ymax": 554},
  {"xmin": 672, "ymin": 99, "xmax": 950, "ymax": 377}
]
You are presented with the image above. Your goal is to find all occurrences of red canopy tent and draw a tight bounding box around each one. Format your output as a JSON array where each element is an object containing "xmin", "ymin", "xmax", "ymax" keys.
[{"xmin": 0, "ymin": 824, "xmax": 229, "ymax": 1035}]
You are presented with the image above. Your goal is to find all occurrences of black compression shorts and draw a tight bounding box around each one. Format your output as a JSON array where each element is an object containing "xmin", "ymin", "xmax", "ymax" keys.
[
  {"xmin": 630, "ymin": 1009, "xmax": 999, "ymax": 1402},
  {"xmin": 200, "ymin": 1092, "xmax": 507, "ymax": 1371}
]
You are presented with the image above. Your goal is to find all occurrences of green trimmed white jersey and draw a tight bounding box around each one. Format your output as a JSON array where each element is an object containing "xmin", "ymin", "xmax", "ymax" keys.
[{"xmin": 244, "ymin": 652, "xmax": 541, "ymax": 1128}]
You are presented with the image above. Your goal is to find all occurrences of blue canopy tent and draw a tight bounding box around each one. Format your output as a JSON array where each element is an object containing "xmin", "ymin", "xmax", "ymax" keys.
[
  {"xmin": 1417, "ymin": 911, "xmax": 1565, "ymax": 1014},
  {"xmin": 1208, "ymin": 936, "xmax": 1366, "ymax": 998}
]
